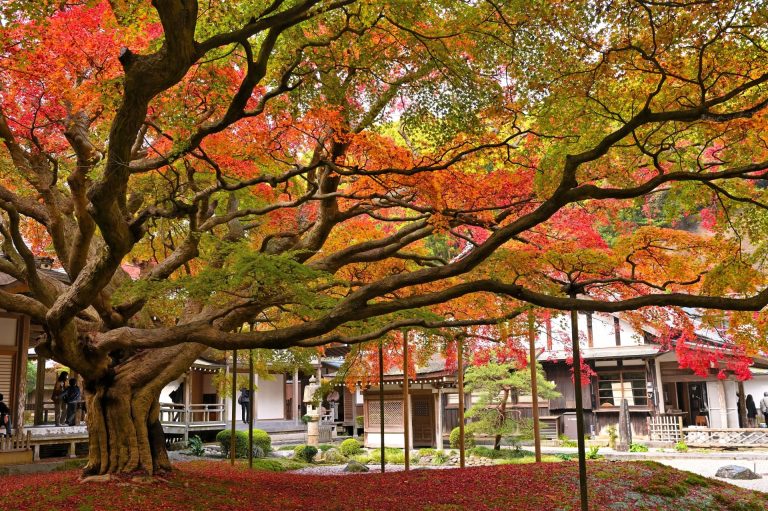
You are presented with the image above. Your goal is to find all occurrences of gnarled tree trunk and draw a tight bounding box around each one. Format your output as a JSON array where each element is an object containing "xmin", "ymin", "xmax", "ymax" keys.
[{"xmin": 80, "ymin": 345, "xmax": 205, "ymax": 476}]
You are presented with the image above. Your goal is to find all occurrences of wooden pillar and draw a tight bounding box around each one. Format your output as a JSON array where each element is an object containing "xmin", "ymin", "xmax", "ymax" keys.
[
  {"xmin": 14, "ymin": 316, "xmax": 29, "ymax": 433},
  {"xmin": 738, "ymin": 381, "xmax": 747, "ymax": 429},
  {"xmin": 34, "ymin": 355, "xmax": 46, "ymax": 425},
  {"xmin": 248, "ymin": 349, "xmax": 254, "ymax": 468},
  {"xmin": 293, "ymin": 367, "xmax": 301, "ymax": 424},
  {"xmin": 231, "ymin": 350, "xmax": 237, "ymax": 465},
  {"xmin": 403, "ymin": 330, "xmax": 410, "ymax": 471},
  {"xmin": 570, "ymin": 294, "xmax": 588, "ymax": 511},
  {"xmin": 528, "ymin": 311, "xmax": 541, "ymax": 463},
  {"xmin": 435, "ymin": 387, "xmax": 443, "ymax": 449},
  {"xmin": 378, "ymin": 341, "xmax": 385, "ymax": 473},
  {"xmin": 457, "ymin": 337, "xmax": 465, "ymax": 469}
]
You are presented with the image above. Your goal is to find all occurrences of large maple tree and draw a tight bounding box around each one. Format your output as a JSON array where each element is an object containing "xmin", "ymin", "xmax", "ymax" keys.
[{"xmin": 2, "ymin": 0, "xmax": 768, "ymax": 476}]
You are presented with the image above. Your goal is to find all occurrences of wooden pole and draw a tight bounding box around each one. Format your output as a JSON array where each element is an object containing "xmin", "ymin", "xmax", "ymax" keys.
[
  {"xmin": 457, "ymin": 337, "xmax": 465, "ymax": 469},
  {"xmin": 34, "ymin": 355, "xmax": 46, "ymax": 425},
  {"xmin": 529, "ymin": 310, "xmax": 541, "ymax": 463},
  {"xmin": 570, "ymin": 292, "xmax": 588, "ymax": 511},
  {"xmin": 248, "ymin": 348, "xmax": 254, "ymax": 469},
  {"xmin": 231, "ymin": 349, "xmax": 237, "ymax": 465},
  {"xmin": 379, "ymin": 341, "xmax": 385, "ymax": 473},
  {"xmin": 403, "ymin": 330, "xmax": 410, "ymax": 471}
]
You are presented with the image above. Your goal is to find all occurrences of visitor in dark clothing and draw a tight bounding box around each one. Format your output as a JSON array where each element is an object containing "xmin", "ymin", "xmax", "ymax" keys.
[
  {"xmin": 61, "ymin": 378, "xmax": 81, "ymax": 426},
  {"xmin": 0, "ymin": 393, "xmax": 10, "ymax": 437}
]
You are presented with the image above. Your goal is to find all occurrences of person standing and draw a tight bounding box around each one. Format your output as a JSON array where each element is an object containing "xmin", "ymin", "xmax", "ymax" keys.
[
  {"xmin": 746, "ymin": 394, "xmax": 758, "ymax": 428},
  {"xmin": 760, "ymin": 392, "xmax": 768, "ymax": 428},
  {"xmin": 238, "ymin": 388, "xmax": 250, "ymax": 424},
  {"xmin": 51, "ymin": 371, "xmax": 68, "ymax": 426},
  {"xmin": 62, "ymin": 378, "xmax": 81, "ymax": 426},
  {"xmin": 0, "ymin": 393, "xmax": 11, "ymax": 437}
]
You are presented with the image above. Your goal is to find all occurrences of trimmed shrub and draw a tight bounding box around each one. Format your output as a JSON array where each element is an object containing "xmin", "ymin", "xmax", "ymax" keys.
[
  {"xmin": 449, "ymin": 427, "xmax": 475, "ymax": 449},
  {"xmin": 294, "ymin": 444, "xmax": 318, "ymax": 462},
  {"xmin": 216, "ymin": 429, "xmax": 271, "ymax": 458},
  {"xmin": 216, "ymin": 429, "xmax": 250, "ymax": 458},
  {"xmin": 252, "ymin": 429, "xmax": 272, "ymax": 454},
  {"xmin": 340, "ymin": 438, "xmax": 363, "ymax": 456}
]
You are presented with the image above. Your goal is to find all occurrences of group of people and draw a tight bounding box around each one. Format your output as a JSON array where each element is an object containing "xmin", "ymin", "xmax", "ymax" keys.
[
  {"xmin": 51, "ymin": 371, "xmax": 82, "ymax": 427},
  {"xmin": 738, "ymin": 392, "xmax": 768, "ymax": 428}
]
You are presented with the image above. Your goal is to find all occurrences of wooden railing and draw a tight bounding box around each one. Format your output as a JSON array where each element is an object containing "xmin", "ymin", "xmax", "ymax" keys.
[
  {"xmin": 685, "ymin": 428, "xmax": 768, "ymax": 447},
  {"xmin": 648, "ymin": 415, "xmax": 684, "ymax": 443},
  {"xmin": 159, "ymin": 403, "xmax": 225, "ymax": 425},
  {"xmin": 0, "ymin": 431, "xmax": 31, "ymax": 452}
]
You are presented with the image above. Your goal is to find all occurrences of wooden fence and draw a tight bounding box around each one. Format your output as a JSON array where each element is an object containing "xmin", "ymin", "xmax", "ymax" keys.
[
  {"xmin": 0, "ymin": 431, "xmax": 31, "ymax": 452},
  {"xmin": 647, "ymin": 415, "xmax": 684, "ymax": 442},
  {"xmin": 685, "ymin": 428, "xmax": 768, "ymax": 447}
]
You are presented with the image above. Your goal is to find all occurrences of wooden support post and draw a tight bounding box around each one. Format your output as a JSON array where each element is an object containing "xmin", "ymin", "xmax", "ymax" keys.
[
  {"xmin": 293, "ymin": 367, "xmax": 301, "ymax": 425},
  {"xmin": 248, "ymin": 348, "xmax": 254, "ymax": 469},
  {"xmin": 529, "ymin": 310, "xmax": 541, "ymax": 463},
  {"xmin": 379, "ymin": 341, "xmax": 385, "ymax": 473},
  {"xmin": 403, "ymin": 330, "xmax": 410, "ymax": 471},
  {"xmin": 458, "ymin": 337, "xmax": 465, "ymax": 469},
  {"xmin": 570, "ymin": 294, "xmax": 588, "ymax": 511},
  {"xmin": 231, "ymin": 349, "xmax": 237, "ymax": 466},
  {"xmin": 738, "ymin": 381, "xmax": 747, "ymax": 428},
  {"xmin": 34, "ymin": 355, "xmax": 46, "ymax": 425}
]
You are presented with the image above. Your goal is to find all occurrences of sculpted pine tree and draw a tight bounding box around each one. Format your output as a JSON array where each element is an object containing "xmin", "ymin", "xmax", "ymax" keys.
[{"xmin": 2, "ymin": 0, "xmax": 768, "ymax": 475}]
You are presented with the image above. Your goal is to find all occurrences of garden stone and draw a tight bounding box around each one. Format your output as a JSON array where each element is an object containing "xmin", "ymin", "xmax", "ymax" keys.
[
  {"xmin": 343, "ymin": 460, "xmax": 370, "ymax": 473},
  {"xmin": 715, "ymin": 465, "xmax": 761, "ymax": 480}
]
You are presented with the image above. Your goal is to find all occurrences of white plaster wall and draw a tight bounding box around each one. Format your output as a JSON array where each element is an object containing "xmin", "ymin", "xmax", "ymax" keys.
[{"xmin": 256, "ymin": 374, "xmax": 285, "ymax": 420}]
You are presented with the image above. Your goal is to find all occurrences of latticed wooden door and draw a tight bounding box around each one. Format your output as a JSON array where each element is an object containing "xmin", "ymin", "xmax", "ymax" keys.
[{"xmin": 411, "ymin": 395, "xmax": 434, "ymax": 447}]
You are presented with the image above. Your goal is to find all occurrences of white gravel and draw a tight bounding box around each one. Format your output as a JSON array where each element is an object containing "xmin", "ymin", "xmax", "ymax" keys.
[{"xmin": 655, "ymin": 458, "xmax": 768, "ymax": 493}]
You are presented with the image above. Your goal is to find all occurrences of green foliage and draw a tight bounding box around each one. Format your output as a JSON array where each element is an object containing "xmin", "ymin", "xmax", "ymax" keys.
[
  {"xmin": 675, "ymin": 441, "xmax": 689, "ymax": 453},
  {"xmin": 586, "ymin": 446, "xmax": 602, "ymax": 460},
  {"xmin": 293, "ymin": 444, "xmax": 318, "ymax": 463},
  {"xmin": 340, "ymin": 438, "xmax": 363, "ymax": 456},
  {"xmin": 251, "ymin": 429, "xmax": 272, "ymax": 454},
  {"xmin": 469, "ymin": 446, "xmax": 535, "ymax": 460},
  {"xmin": 463, "ymin": 362, "xmax": 559, "ymax": 446},
  {"xmin": 216, "ymin": 429, "xmax": 270, "ymax": 458},
  {"xmin": 188, "ymin": 435, "xmax": 205, "ymax": 457},
  {"xmin": 317, "ymin": 444, "xmax": 334, "ymax": 452},
  {"xmin": 355, "ymin": 416, "xmax": 364, "ymax": 427},
  {"xmin": 629, "ymin": 442, "xmax": 649, "ymax": 453},
  {"xmin": 431, "ymin": 450, "xmax": 450, "ymax": 465},
  {"xmin": 559, "ymin": 434, "xmax": 577, "ymax": 448},
  {"xmin": 606, "ymin": 425, "xmax": 618, "ymax": 450},
  {"xmin": 26, "ymin": 361, "xmax": 36, "ymax": 395},
  {"xmin": 369, "ymin": 448, "xmax": 405, "ymax": 464},
  {"xmin": 217, "ymin": 430, "xmax": 247, "ymax": 458},
  {"xmin": 301, "ymin": 414, "xmax": 312, "ymax": 424},
  {"xmin": 249, "ymin": 458, "xmax": 308, "ymax": 472},
  {"xmin": 449, "ymin": 427, "xmax": 475, "ymax": 449}
]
